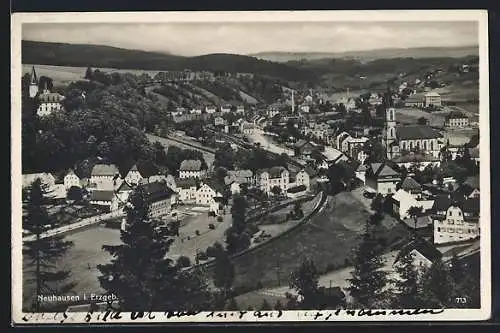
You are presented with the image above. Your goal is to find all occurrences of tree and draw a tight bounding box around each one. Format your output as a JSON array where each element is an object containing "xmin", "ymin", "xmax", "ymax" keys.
[
  {"xmin": 225, "ymin": 298, "xmax": 239, "ymax": 311},
  {"xmin": 260, "ymin": 299, "xmax": 272, "ymax": 310},
  {"xmin": 289, "ymin": 259, "xmax": 320, "ymax": 309},
  {"xmin": 98, "ymin": 187, "xmax": 212, "ymax": 310},
  {"xmin": 84, "ymin": 67, "xmax": 93, "ymax": 80},
  {"xmin": 271, "ymin": 185, "xmax": 282, "ymax": 198},
  {"xmin": 370, "ymin": 194, "xmax": 384, "ymax": 213},
  {"xmin": 23, "ymin": 179, "xmax": 75, "ymax": 311},
  {"xmin": 418, "ymin": 260, "xmax": 456, "ymax": 308},
  {"xmin": 347, "ymin": 216, "xmax": 389, "ymax": 308},
  {"xmin": 407, "ymin": 206, "xmax": 424, "ymax": 230},
  {"xmin": 66, "ymin": 186, "xmax": 84, "ymax": 202},
  {"xmin": 292, "ymin": 202, "xmax": 304, "ymax": 219},
  {"xmin": 230, "ymin": 195, "xmax": 248, "ymax": 234},
  {"xmin": 274, "ymin": 299, "xmax": 284, "ymax": 311},
  {"xmin": 213, "ymin": 249, "xmax": 235, "ymax": 300},
  {"xmin": 391, "ymin": 251, "xmax": 421, "ymax": 308},
  {"xmin": 176, "ymin": 256, "xmax": 191, "ymax": 268}
]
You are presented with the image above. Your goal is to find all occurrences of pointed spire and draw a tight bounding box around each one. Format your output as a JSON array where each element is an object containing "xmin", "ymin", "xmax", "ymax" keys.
[{"xmin": 30, "ymin": 66, "xmax": 38, "ymax": 84}]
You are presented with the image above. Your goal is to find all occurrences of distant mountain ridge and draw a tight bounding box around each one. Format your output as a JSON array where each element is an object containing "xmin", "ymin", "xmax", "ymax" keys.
[
  {"xmin": 250, "ymin": 45, "xmax": 479, "ymax": 63},
  {"xmin": 22, "ymin": 40, "xmax": 315, "ymax": 82}
]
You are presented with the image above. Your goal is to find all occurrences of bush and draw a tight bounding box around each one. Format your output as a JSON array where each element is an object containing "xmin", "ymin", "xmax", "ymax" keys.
[
  {"xmin": 208, "ymin": 223, "xmax": 215, "ymax": 230},
  {"xmin": 176, "ymin": 256, "xmax": 191, "ymax": 268},
  {"xmin": 217, "ymin": 216, "xmax": 223, "ymax": 222},
  {"xmin": 195, "ymin": 230, "xmax": 200, "ymax": 236},
  {"xmin": 196, "ymin": 251, "xmax": 208, "ymax": 261}
]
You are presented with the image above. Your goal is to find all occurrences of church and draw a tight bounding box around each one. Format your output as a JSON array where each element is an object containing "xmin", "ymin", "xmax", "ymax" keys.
[
  {"xmin": 28, "ymin": 66, "xmax": 65, "ymax": 117},
  {"xmin": 382, "ymin": 108, "xmax": 443, "ymax": 160}
]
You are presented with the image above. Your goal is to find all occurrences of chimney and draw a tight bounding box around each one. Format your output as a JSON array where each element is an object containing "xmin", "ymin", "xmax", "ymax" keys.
[{"xmin": 291, "ymin": 90, "xmax": 295, "ymax": 113}]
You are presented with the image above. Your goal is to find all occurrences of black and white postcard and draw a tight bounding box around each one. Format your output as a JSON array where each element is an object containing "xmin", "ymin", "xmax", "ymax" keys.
[{"xmin": 11, "ymin": 10, "xmax": 491, "ymax": 324}]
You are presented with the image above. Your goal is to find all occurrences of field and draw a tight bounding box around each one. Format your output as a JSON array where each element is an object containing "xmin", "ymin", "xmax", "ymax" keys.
[
  {"xmin": 22, "ymin": 224, "xmax": 121, "ymax": 310},
  {"xmin": 395, "ymin": 107, "xmax": 448, "ymax": 127},
  {"xmin": 23, "ymin": 64, "xmax": 161, "ymax": 87},
  {"xmin": 224, "ymin": 191, "xmax": 410, "ymax": 292}
]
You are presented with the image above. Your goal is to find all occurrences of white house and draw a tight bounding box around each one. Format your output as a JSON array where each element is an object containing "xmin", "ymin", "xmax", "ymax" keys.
[
  {"xmin": 90, "ymin": 190, "xmax": 119, "ymax": 212},
  {"xmin": 365, "ymin": 163, "xmax": 401, "ymax": 195},
  {"xmin": 240, "ymin": 122, "xmax": 256, "ymax": 135},
  {"xmin": 37, "ymin": 91, "xmax": 65, "ymax": 117},
  {"xmin": 179, "ymin": 159, "xmax": 206, "ymax": 179},
  {"xmin": 63, "ymin": 170, "xmax": 81, "ymax": 190},
  {"xmin": 220, "ymin": 105, "xmax": 231, "ymax": 114},
  {"xmin": 433, "ymin": 198, "xmax": 480, "ymax": 244},
  {"xmin": 290, "ymin": 169, "xmax": 310, "ymax": 191},
  {"xmin": 176, "ymin": 178, "xmax": 198, "ymax": 203},
  {"xmin": 391, "ymin": 189, "xmax": 434, "ymax": 220},
  {"xmin": 143, "ymin": 181, "xmax": 176, "ymax": 218},
  {"xmin": 124, "ymin": 164, "xmax": 143, "ymax": 186},
  {"xmin": 424, "ymin": 91, "xmax": 442, "ymax": 108},
  {"xmin": 190, "ymin": 108, "xmax": 202, "ymax": 115},
  {"xmin": 195, "ymin": 182, "xmax": 222, "ymax": 206},
  {"xmin": 355, "ymin": 164, "xmax": 368, "ymax": 184},
  {"xmin": 205, "ymin": 106, "xmax": 217, "ymax": 114},
  {"xmin": 90, "ymin": 164, "xmax": 121, "ymax": 191},
  {"xmin": 236, "ymin": 105, "xmax": 245, "ymax": 114},
  {"xmin": 214, "ymin": 116, "xmax": 226, "ymax": 126},
  {"xmin": 394, "ymin": 238, "xmax": 442, "ymax": 270},
  {"xmin": 257, "ymin": 166, "xmax": 290, "ymax": 195}
]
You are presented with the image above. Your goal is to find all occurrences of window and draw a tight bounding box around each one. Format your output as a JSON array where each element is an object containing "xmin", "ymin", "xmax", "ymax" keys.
[
  {"xmin": 448, "ymin": 211, "xmax": 452, "ymax": 216},
  {"xmin": 437, "ymin": 227, "xmax": 441, "ymax": 232}
]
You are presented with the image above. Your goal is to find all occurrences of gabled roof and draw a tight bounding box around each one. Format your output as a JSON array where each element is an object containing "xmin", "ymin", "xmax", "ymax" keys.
[
  {"xmin": 176, "ymin": 178, "xmax": 198, "ymax": 189},
  {"xmin": 91, "ymin": 164, "xmax": 119, "ymax": 177},
  {"xmin": 227, "ymin": 169, "xmax": 253, "ymax": 179},
  {"xmin": 369, "ymin": 162, "xmax": 400, "ymax": 178},
  {"xmin": 38, "ymin": 92, "xmax": 65, "ymax": 103},
  {"xmin": 117, "ymin": 181, "xmax": 133, "ymax": 192},
  {"xmin": 446, "ymin": 111, "xmax": 468, "ymax": 120},
  {"xmin": 287, "ymin": 184, "xmax": 307, "ymax": 193},
  {"xmin": 432, "ymin": 194, "xmax": 452, "ymax": 211},
  {"xmin": 395, "ymin": 238, "xmax": 442, "ymax": 265},
  {"xmin": 90, "ymin": 190, "xmax": 115, "ymax": 202},
  {"xmin": 400, "ymin": 176, "xmax": 422, "ymax": 192},
  {"xmin": 425, "ymin": 91, "xmax": 441, "ymax": 97},
  {"xmin": 179, "ymin": 159, "xmax": 203, "ymax": 172},
  {"xmin": 30, "ymin": 66, "xmax": 38, "ymax": 84},
  {"xmin": 258, "ymin": 166, "xmax": 288, "ymax": 178},
  {"xmin": 397, "ymin": 126, "xmax": 442, "ymax": 140},
  {"xmin": 461, "ymin": 198, "xmax": 480, "ymax": 215},
  {"xmin": 141, "ymin": 181, "xmax": 175, "ymax": 202}
]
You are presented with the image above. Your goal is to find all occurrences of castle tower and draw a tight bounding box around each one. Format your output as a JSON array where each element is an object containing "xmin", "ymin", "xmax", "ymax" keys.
[
  {"xmin": 385, "ymin": 107, "xmax": 397, "ymax": 158},
  {"xmin": 29, "ymin": 66, "xmax": 39, "ymax": 98}
]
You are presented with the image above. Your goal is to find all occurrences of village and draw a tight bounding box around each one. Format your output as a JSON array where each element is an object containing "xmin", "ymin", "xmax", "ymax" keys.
[{"xmin": 21, "ymin": 52, "xmax": 481, "ymax": 311}]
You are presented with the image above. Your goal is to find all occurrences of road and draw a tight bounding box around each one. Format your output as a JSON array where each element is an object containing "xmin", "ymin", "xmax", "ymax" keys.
[{"xmin": 23, "ymin": 210, "xmax": 125, "ymax": 242}]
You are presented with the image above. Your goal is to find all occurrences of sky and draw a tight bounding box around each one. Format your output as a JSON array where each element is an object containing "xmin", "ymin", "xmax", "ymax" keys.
[{"xmin": 22, "ymin": 21, "xmax": 478, "ymax": 56}]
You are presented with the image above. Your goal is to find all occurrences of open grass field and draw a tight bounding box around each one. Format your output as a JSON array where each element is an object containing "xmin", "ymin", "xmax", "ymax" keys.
[
  {"xmin": 395, "ymin": 107, "xmax": 448, "ymax": 127},
  {"xmin": 225, "ymin": 191, "xmax": 410, "ymax": 292},
  {"xmin": 23, "ymin": 64, "xmax": 161, "ymax": 87}
]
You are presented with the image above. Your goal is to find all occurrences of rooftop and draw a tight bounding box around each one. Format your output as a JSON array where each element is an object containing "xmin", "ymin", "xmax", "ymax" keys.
[
  {"xmin": 397, "ymin": 125, "xmax": 442, "ymax": 140},
  {"xmin": 179, "ymin": 159, "xmax": 203, "ymax": 172},
  {"xmin": 91, "ymin": 164, "xmax": 119, "ymax": 177},
  {"xmin": 400, "ymin": 176, "xmax": 422, "ymax": 192},
  {"xmin": 90, "ymin": 190, "xmax": 115, "ymax": 202},
  {"xmin": 395, "ymin": 237, "xmax": 442, "ymax": 264}
]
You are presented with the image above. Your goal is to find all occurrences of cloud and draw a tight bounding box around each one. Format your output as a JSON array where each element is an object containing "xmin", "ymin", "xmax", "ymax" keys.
[{"xmin": 22, "ymin": 21, "xmax": 478, "ymax": 56}]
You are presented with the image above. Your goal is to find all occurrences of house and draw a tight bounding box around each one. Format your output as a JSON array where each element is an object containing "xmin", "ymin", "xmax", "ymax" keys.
[
  {"xmin": 214, "ymin": 116, "xmax": 226, "ymax": 126},
  {"xmin": 257, "ymin": 166, "xmax": 290, "ymax": 195},
  {"xmin": 165, "ymin": 174, "xmax": 177, "ymax": 191},
  {"xmin": 394, "ymin": 238, "xmax": 442, "ymax": 270},
  {"xmin": 425, "ymin": 91, "xmax": 442, "ymax": 108},
  {"xmin": 37, "ymin": 90, "xmax": 65, "ymax": 117},
  {"xmin": 383, "ymin": 108, "xmax": 443, "ymax": 159},
  {"xmin": 236, "ymin": 105, "xmax": 245, "ymax": 114},
  {"xmin": 224, "ymin": 169, "xmax": 254, "ymax": 194},
  {"xmin": 142, "ymin": 181, "xmax": 176, "ymax": 218},
  {"xmin": 299, "ymin": 104, "xmax": 311, "ymax": 113},
  {"xmin": 392, "ymin": 153, "xmax": 441, "ymax": 171},
  {"xmin": 302, "ymin": 123, "xmax": 333, "ymax": 141},
  {"xmin": 190, "ymin": 108, "xmax": 202, "ymax": 115},
  {"xmin": 404, "ymin": 94, "xmax": 425, "ymax": 108},
  {"xmin": 433, "ymin": 198, "xmax": 480, "ymax": 244},
  {"xmin": 365, "ymin": 162, "xmax": 401, "ymax": 195},
  {"xmin": 220, "ymin": 104, "xmax": 232, "ymax": 114},
  {"xmin": 290, "ymin": 169, "xmax": 310, "ymax": 191},
  {"xmin": 90, "ymin": 164, "xmax": 121, "ymax": 190},
  {"xmin": 176, "ymin": 178, "xmax": 198, "ymax": 202},
  {"xmin": 195, "ymin": 182, "xmax": 223, "ymax": 206},
  {"xmin": 287, "ymin": 185, "xmax": 308, "ymax": 199},
  {"xmin": 89, "ymin": 190, "xmax": 119, "ymax": 212},
  {"xmin": 179, "ymin": 159, "xmax": 206, "ymax": 179},
  {"xmin": 124, "ymin": 164, "xmax": 143, "ymax": 186},
  {"xmin": 294, "ymin": 139, "xmax": 317, "ymax": 160},
  {"xmin": 451, "ymin": 184, "xmax": 480, "ymax": 202},
  {"xmin": 267, "ymin": 105, "xmax": 281, "ymax": 118},
  {"xmin": 63, "ymin": 169, "xmax": 81, "ymax": 190},
  {"xmin": 240, "ymin": 122, "xmax": 256, "ymax": 135},
  {"xmin": 205, "ymin": 106, "xmax": 217, "ymax": 114},
  {"xmin": 391, "ymin": 178, "xmax": 434, "ymax": 219},
  {"xmin": 445, "ymin": 111, "xmax": 469, "ymax": 128},
  {"xmin": 318, "ymin": 146, "xmax": 349, "ymax": 169},
  {"xmin": 22, "ymin": 173, "xmax": 56, "ymax": 189},
  {"xmin": 115, "ymin": 181, "xmax": 133, "ymax": 203}
]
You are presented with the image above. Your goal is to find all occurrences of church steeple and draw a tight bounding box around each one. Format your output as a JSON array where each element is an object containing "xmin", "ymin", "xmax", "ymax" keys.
[
  {"xmin": 29, "ymin": 66, "xmax": 39, "ymax": 98},
  {"xmin": 385, "ymin": 107, "xmax": 397, "ymax": 159}
]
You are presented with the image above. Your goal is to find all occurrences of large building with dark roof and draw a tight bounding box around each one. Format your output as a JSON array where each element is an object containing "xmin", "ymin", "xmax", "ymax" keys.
[
  {"xmin": 141, "ymin": 181, "xmax": 176, "ymax": 218},
  {"xmin": 179, "ymin": 159, "xmax": 206, "ymax": 179},
  {"xmin": 432, "ymin": 197, "xmax": 480, "ymax": 244},
  {"xmin": 365, "ymin": 162, "xmax": 401, "ymax": 195},
  {"xmin": 382, "ymin": 108, "xmax": 444, "ymax": 160}
]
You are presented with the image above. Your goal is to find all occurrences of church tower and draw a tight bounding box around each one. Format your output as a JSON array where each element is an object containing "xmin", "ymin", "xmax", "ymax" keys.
[
  {"xmin": 29, "ymin": 66, "xmax": 39, "ymax": 98},
  {"xmin": 385, "ymin": 107, "xmax": 397, "ymax": 158}
]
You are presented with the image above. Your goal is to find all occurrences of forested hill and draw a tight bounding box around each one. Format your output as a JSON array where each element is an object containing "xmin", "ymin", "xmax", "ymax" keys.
[{"xmin": 22, "ymin": 40, "xmax": 316, "ymax": 82}]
